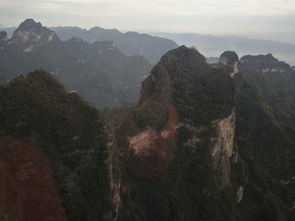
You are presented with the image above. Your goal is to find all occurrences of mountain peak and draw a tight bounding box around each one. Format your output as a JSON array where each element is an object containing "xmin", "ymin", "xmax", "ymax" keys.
[
  {"xmin": 135, "ymin": 46, "xmax": 233, "ymax": 131},
  {"xmin": 241, "ymin": 53, "xmax": 277, "ymax": 64},
  {"xmin": 12, "ymin": 19, "xmax": 58, "ymax": 44},
  {"xmin": 240, "ymin": 54, "xmax": 290, "ymax": 71},
  {"xmin": 89, "ymin": 26, "xmax": 121, "ymax": 34},
  {"xmin": 219, "ymin": 51, "xmax": 239, "ymax": 65},
  {"xmin": 17, "ymin": 19, "xmax": 42, "ymax": 32},
  {"xmin": 160, "ymin": 45, "xmax": 206, "ymax": 67},
  {"xmin": 10, "ymin": 69, "xmax": 64, "ymax": 92},
  {"xmin": 0, "ymin": 31, "xmax": 7, "ymax": 41},
  {"xmin": 219, "ymin": 51, "xmax": 240, "ymax": 77}
]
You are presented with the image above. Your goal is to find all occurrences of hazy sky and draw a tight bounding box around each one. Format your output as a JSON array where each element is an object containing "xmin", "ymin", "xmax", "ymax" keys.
[{"xmin": 0, "ymin": 0, "xmax": 295, "ymax": 35}]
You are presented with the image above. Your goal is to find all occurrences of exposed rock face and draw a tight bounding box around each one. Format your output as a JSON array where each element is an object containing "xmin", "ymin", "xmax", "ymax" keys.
[
  {"xmin": 211, "ymin": 109, "xmax": 236, "ymax": 189},
  {"xmin": 219, "ymin": 51, "xmax": 240, "ymax": 77},
  {"xmin": 237, "ymin": 186, "xmax": 244, "ymax": 203},
  {"xmin": 0, "ymin": 137, "xmax": 66, "ymax": 221}
]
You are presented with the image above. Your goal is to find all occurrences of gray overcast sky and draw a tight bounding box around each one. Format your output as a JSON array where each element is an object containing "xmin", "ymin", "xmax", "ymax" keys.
[{"xmin": 0, "ymin": 0, "xmax": 295, "ymax": 36}]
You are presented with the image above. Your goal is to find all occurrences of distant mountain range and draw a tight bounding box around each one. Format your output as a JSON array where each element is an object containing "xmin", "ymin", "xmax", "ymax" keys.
[
  {"xmin": 153, "ymin": 33, "xmax": 295, "ymax": 65},
  {"xmin": 3, "ymin": 25, "xmax": 295, "ymax": 65},
  {"xmin": 244, "ymin": 31, "xmax": 295, "ymax": 45},
  {"xmin": 0, "ymin": 25, "xmax": 178, "ymax": 64},
  {"xmin": 50, "ymin": 26, "xmax": 178, "ymax": 64},
  {"xmin": 0, "ymin": 19, "xmax": 152, "ymax": 107}
]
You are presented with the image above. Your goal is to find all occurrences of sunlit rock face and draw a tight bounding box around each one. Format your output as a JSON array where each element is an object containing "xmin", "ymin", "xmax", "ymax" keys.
[{"xmin": 211, "ymin": 109, "xmax": 236, "ymax": 189}]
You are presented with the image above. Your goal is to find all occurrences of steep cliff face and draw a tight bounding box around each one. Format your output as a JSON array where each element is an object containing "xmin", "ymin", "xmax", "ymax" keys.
[
  {"xmin": 113, "ymin": 47, "xmax": 295, "ymax": 221},
  {"xmin": 232, "ymin": 54, "xmax": 295, "ymax": 220},
  {"xmin": 239, "ymin": 54, "xmax": 295, "ymax": 132},
  {"xmin": 0, "ymin": 70, "xmax": 111, "ymax": 221},
  {"xmin": 233, "ymin": 75, "xmax": 295, "ymax": 220},
  {"xmin": 215, "ymin": 50, "xmax": 295, "ymax": 220},
  {"xmin": 115, "ymin": 46, "xmax": 242, "ymax": 220},
  {"xmin": 211, "ymin": 109, "xmax": 236, "ymax": 189}
]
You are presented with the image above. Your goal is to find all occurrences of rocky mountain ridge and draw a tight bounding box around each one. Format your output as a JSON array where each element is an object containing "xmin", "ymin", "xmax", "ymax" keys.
[
  {"xmin": 0, "ymin": 19, "xmax": 152, "ymax": 108},
  {"xmin": 49, "ymin": 26, "xmax": 178, "ymax": 64}
]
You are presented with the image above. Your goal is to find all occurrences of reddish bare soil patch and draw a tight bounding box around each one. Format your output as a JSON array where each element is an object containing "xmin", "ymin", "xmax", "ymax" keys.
[
  {"xmin": 118, "ymin": 106, "xmax": 179, "ymax": 177},
  {"xmin": 0, "ymin": 137, "xmax": 66, "ymax": 221}
]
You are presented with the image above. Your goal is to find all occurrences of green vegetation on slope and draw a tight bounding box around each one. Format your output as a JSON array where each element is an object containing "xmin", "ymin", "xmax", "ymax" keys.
[{"xmin": 0, "ymin": 70, "xmax": 111, "ymax": 221}]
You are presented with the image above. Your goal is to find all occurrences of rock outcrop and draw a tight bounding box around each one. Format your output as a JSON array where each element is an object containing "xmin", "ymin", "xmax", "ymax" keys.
[
  {"xmin": 219, "ymin": 51, "xmax": 240, "ymax": 77},
  {"xmin": 211, "ymin": 109, "xmax": 236, "ymax": 189}
]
